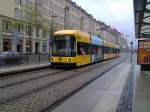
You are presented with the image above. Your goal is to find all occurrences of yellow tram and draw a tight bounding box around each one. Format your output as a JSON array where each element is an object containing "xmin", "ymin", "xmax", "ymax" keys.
[
  {"xmin": 50, "ymin": 30, "xmax": 120, "ymax": 67},
  {"xmin": 51, "ymin": 30, "xmax": 91, "ymax": 67}
]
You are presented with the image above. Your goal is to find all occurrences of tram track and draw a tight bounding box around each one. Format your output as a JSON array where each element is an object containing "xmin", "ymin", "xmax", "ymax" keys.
[
  {"xmin": 0, "ymin": 67, "xmax": 52, "ymax": 80},
  {"xmin": 0, "ymin": 58, "xmax": 112, "ymax": 104},
  {"xmin": 0, "ymin": 65, "xmax": 52, "ymax": 78},
  {"xmin": 0, "ymin": 54, "xmax": 129, "ymax": 112},
  {"xmin": 0, "ymin": 56, "xmax": 122, "ymax": 89},
  {"xmin": 0, "ymin": 68, "xmax": 65, "ymax": 89}
]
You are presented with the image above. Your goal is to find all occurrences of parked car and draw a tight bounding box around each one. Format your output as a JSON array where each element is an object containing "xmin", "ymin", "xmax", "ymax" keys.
[{"xmin": 0, "ymin": 51, "xmax": 23, "ymax": 67}]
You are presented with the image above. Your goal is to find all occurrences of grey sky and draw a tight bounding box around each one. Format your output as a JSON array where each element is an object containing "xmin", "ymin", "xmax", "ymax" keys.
[{"xmin": 72, "ymin": 0, "xmax": 135, "ymax": 42}]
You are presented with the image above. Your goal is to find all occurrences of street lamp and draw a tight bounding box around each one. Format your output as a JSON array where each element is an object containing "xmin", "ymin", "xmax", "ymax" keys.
[
  {"xmin": 64, "ymin": 6, "xmax": 69, "ymax": 29},
  {"xmin": 50, "ymin": 15, "xmax": 57, "ymax": 38}
]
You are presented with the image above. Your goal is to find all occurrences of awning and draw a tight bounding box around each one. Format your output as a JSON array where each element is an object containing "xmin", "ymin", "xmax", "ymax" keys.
[{"xmin": 134, "ymin": 0, "xmax": 150, "ymax": 38}]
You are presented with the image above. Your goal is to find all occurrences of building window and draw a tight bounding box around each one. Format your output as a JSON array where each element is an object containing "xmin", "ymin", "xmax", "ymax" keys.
[
  {"xmin": 20, "ymin": 10, "xmax": 23, "ymax": 18},
  {"xmin": 42, "ymin": 42, "xmax": 47, "ymax": 53},
  {"xmin": 2, "ymin": 20, "xmax": 12, "ymax": 32},
  {"xmin": 43, "ymin": 30, "xmax": 48, "ymax": 38},
  {"xmin": 26, "ymin": 25, "xmax": 32, "ymax": 36},
  {"xmin": 36, "ymin": 28, "xmax": 39, "ymax": 37},
  {"xmin": 15, "ymin": 0, "xmax": 23, "ymax": 5},
  {"xmin": 26, "ymin": 40, "xmax": 32, "ymax": 53},
  {"xmin": 17, "ymin": 40, "xmax": 22, "ymax": 53},
  {"xmin": 24, "ymin": 0, "xmax": 33, "ymax": 6},
  {"xmin": 15, "ymin": 8, "xmax": 23, "ymax": 18},
  {"xmin": 3, "ymin": 20, "xmax": 9, "ymax": 31},
  {"xmin": 16, "ymin": 23, "xmax": 23, "ymax": 33},
  {"xmin": 15, "ymin": 8, "xmax": 19, "ymax": 17},
  {"xmin": 3, "ymin": 39, "xmax": 12, "ymax": 51},
  {"xmin": 15, "ymin": 0, "xmax": 20, "ymax": 5},
  {"xmin": 25, "ymin": 12, "xmax": 32, "ymax": 20}
]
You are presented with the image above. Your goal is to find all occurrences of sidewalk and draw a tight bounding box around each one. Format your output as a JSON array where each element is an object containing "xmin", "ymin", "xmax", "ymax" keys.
[
  {"xmin": 51, "ymin": 61, "xmax": 131, "ymax": 112},
  {"xmin": 133, "ymin": 65, "xmax": 150, "ymax": 112},
  {"xmin": 0, "ymin": 63, "xmax": 50, "ymax": 76}
]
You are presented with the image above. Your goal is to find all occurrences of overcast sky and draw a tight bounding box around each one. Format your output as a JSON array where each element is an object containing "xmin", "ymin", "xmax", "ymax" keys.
[{"xmin": 72, "ymin": 0, "xmax": 135, "ymax": 43}]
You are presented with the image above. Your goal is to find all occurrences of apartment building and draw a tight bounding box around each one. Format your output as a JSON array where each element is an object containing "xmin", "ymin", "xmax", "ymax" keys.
[
  {"xmin": 0, "ymin": 0, "xmax": 127, "ymax": 54},
  {"xmin": 40, "ymin": 0, "xmax": 128, "ymax": 49},
  {"xmin": 0, "ymin": 0, "xmax": 49, "ymax": 54}
]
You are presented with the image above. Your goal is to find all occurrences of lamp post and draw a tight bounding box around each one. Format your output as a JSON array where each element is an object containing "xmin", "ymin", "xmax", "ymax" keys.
[
  {"xmin": 29, "ymin": 21, "xmax": 32, "ymax": 53},
  {"xmin": 49, "ymin": 14, "xmax": 57, "ymax": 56},
  {"xmin": 80, "ymin": 17, "xmax": 84, "ymax": 31},
  {"xmin": 0, "ymin": 22, "xmax": 3, "ymax": 52},
  {"xmin": 96, "ymin": 27, "xmax": 105, "ymax": 39},
  {"xmin": 130, "ymin": 41, "xmax": 133, "ymax": 63},
  {"xmin": 64, "ymin": 6, "xmax": 69, "ymax": 29}
]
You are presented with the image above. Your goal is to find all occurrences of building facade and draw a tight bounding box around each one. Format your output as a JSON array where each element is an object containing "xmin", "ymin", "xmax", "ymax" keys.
[
  {"xmin": 0, "ymin": 0, "xmax": 127, "ymax": 54},
  {"xmin": 0, "ymin": 0, "xmax": 49, "ymax": 54}
]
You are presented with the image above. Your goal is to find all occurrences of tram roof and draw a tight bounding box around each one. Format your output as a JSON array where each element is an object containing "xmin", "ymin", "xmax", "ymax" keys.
[
  {"xmin": 54, "ymin": 30, "xmax": 90, "ymax": 38},
  {"xmin": 134, "ymin": 0, "xmax": 150, "ymax": 38},
  {"xmin": 103, "ymin": 40, "xmax": 109, "ymax": 47}
]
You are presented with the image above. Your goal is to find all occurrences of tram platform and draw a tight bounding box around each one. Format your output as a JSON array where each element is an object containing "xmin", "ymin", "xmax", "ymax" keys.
[
  {"xmin": 0, "ymin": 63, "xmax": 50, "ymax": 76},
  {"xmin": 51, "ymin": 61, "xmax": 132, "ymax": 112},
  {"xmin": 133, "ymin": 65, "xmax": 150, "ymax": 112}
]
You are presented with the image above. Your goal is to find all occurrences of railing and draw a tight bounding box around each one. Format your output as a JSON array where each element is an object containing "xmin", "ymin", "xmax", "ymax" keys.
[{"xmin": 0, "ymin": 54, "xmax": 49, "ymax": 68}]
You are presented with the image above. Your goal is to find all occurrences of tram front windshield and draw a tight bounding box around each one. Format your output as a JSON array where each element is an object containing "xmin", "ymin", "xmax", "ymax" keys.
[{"xmin": 52, "ymin": 36, "xmax": 76, "ymax": 57}]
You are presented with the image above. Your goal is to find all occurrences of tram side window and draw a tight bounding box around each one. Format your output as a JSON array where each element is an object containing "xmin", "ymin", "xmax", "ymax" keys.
[
  {"xmin": 77, "ymin": 42, "xmax": 90, "ymax": 55},
  {"xmin": 113, "ymin": 48, "xmax": 116, "ymax": 53},
  {"xmin": 104, "ymin": 47, "xmax": 109, "ymax": 54},
  {"xmin": 108, "ymin": 48, "xmax": 110, "ymax": 53},
  {"xmin": 116, "ymin": 48, "xmax": 118, "ymax": 53},
  {"xmin": 103, "ymin": 47, "xmax": 106, "ymax": 54},
  {"xmin": 91, "ymin": 45, "xmax": 99, "ymax": 54},
  {"xmin": 112, "ymin": 48, "xmax": 116, "ymax": 53},
  {"xmin": 112, "ymin": 48, "xmax": 114, "ymax": 53},
  {"xmin": 113, "ymin": 48, "xmax": 115, "ymax": 53},
  {"xmin": 110, "ymin": 48, "xmax": 111, "ymax": 53},
  {"xmin": 118, "ymin": 49, "xmax": 120, "ymax": 53}
]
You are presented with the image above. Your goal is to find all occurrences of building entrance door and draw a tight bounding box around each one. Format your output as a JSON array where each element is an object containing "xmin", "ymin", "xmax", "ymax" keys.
[
  {"xmin": 3, "ymin": 39, "xmax": 12, "ymax": 51},
  {"xmin": 35, "ymin": 42, "xmax": 40, "ymax": 54},
  {"xmin": 17, "ymin": 40, "xmax": 22, "ymax": 53}
]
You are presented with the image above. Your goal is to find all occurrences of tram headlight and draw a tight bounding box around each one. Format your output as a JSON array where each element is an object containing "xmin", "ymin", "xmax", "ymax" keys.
[
  {"xmin": 67, "ymin": 58, "xmax": 71, "ymax": 62},
  {"xmin": 51, "ymin": 58, "xmax": 56, "ymax": 62}
]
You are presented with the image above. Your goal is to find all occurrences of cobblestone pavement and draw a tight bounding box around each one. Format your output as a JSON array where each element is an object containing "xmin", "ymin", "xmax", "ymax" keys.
[
  {"xmin": 116, "ymin": 57, "xmax": 135, "ymax": 112},
  {"xmin": 0, "ymin": 56, "xmax": 123, "ymax": 104},
  {"xmin": 0, "ymin": 54, "xmax": 129, "ymax": 112},
  {"xmin": 0, "ymin": 68, "xmax": 62, "ymax": 88}
]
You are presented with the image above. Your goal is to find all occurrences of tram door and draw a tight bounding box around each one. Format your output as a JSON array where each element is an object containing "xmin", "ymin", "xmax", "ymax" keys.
[
  {"xmin": 77, "ymin": 42, "xmax": 91, "ymax": 66},
  {"xmin": 91, "ymin": 45, "xmax": 102, "ymax": 63}
]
